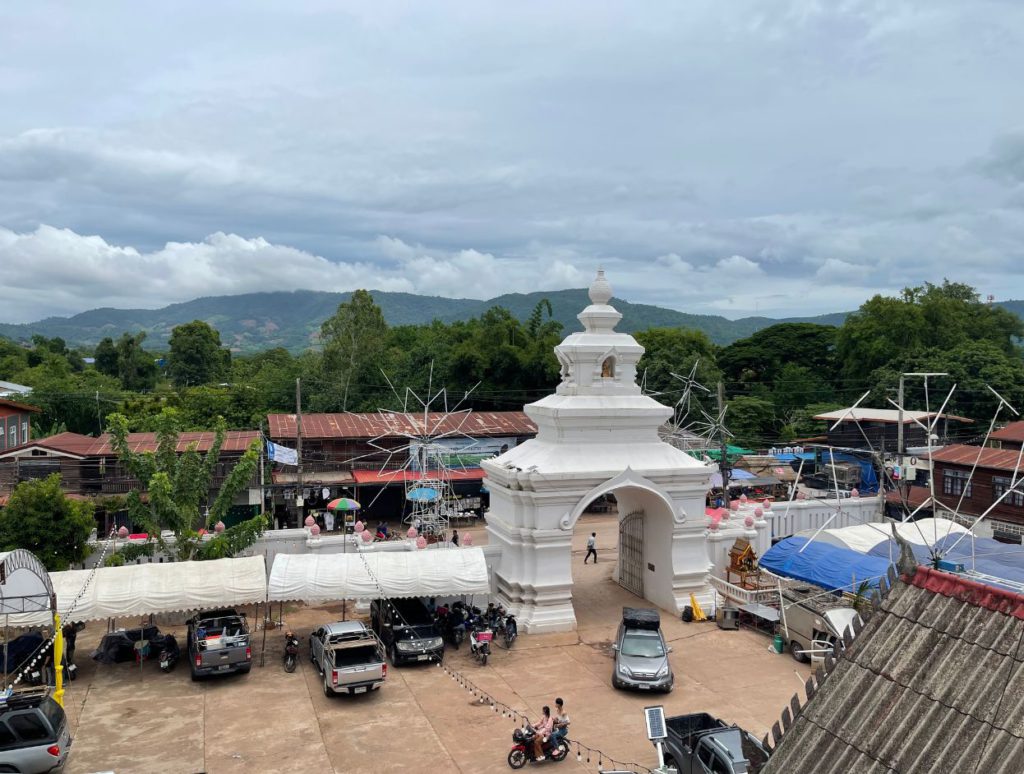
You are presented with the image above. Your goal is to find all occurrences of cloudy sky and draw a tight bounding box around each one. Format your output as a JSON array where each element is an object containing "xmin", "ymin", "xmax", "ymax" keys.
[{"xmin": 2, "ymin": 1, "xmax": 1024, "ymax": 323}]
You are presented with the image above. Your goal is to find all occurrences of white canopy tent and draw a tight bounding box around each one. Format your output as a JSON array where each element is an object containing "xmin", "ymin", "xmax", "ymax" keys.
[
  {"xmin": 6, "ymin": 555, "xmax": 267, "ymax": 628},
  {"xmin": 268, "ymin": 547, "xmax": 491, "ymax": 603},
  {"xmin": 0, "ymin": 550, "xmax": 55, "ymax": 620},
  {"xmin": 800, "ymin": 517, "xmax": 969, "ymax": 554}
]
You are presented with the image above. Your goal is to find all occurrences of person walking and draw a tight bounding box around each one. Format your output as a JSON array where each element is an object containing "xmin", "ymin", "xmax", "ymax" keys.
[
  {"xmin": 451, "ymin": 529, "xmax": 460, "ymax": 547},
  {"xmin": 584, "ymin": 532, "xmax": 597, "ymax": 564}
]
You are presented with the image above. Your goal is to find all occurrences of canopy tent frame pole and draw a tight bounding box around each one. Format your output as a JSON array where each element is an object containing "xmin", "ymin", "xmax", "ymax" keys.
[{"xmin": 259, "ymin": 601, "xmax": 267, "ymax": 668}]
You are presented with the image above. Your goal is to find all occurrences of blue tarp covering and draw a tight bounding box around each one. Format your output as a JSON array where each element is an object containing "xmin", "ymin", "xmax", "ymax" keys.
[
  {"xmin": 761, "ymin": 536, "xmax": 894, "ymax": 592},
  {"xmin": 866, "ymin": 534, "xmax": 1024, "ymax": 591}
]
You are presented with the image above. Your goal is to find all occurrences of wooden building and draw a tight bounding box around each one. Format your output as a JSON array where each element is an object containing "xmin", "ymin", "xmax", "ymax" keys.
[
  {"xmin": 812, "ymin": 407, "xmax": 973, "ymax": 452},
  {"xmin": 0, "ymin": 398, "xmax": 39, "ymax": 452},
  {"xmin": 930, "ymin": 444, "xmax": 1024, "ymax": 544}
]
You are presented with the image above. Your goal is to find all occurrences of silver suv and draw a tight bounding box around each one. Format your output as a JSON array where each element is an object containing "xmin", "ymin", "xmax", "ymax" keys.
[
  {"xmin": 0, "ymin": 691, "xmax": 71, "ymax": 773},
  {"xmin": 611, "ymin": 607, "xmax": 673, "ymax": 693}
]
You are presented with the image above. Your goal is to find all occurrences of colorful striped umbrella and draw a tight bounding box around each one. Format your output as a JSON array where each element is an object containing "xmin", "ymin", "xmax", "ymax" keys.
[{"xmin": 327, "ymin": 497, "xmax": 361, "ymax": 512}]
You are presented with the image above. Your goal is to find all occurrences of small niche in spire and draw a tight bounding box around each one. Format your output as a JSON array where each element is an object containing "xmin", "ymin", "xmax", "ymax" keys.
[{"xmin": 601, "ymin": 356, "xmax": 616, "ymax": 379}]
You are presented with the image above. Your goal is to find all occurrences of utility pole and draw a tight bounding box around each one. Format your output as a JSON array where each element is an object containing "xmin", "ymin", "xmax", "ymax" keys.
[
  {"xmin": 717, "ymin": 381, "xmax": 729, "ymax": 499},
  {"xmin": 296, "ymin": 377, "xmax": 304, "ymax": 525},
  {"xmin": 897, "ymin": 374, "xmax": 905, "ymax": 457}
]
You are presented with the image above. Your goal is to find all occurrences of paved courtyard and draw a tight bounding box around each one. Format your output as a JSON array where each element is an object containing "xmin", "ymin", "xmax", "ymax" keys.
[{"xmin": 60, "ymin": 516, "xmax": 809, "ymax": 773}]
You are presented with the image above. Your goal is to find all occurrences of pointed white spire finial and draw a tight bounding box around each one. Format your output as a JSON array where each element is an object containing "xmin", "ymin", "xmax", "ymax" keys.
[{"xmin": 588, "ymin": 267, "xmax": 613, "ymax": 305}]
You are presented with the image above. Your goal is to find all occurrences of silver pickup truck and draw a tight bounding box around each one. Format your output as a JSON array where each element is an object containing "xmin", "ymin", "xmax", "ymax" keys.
[
  {"xmin": 187, "ymin": 609, "xmax": 252, "ymax": 680},
  {"xmin": 309, "ymin": 621, "xmax": 387, "ymax": 697}
]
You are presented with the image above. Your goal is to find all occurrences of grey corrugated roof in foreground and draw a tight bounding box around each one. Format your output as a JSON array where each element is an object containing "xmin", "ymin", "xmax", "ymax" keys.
[{"xmin": 763, "ymin": 567, "xmax": 1024, "ymax": 774}]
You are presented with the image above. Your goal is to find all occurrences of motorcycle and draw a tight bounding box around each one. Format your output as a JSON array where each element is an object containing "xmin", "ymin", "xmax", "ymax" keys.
[
  {"xmin": 158, "ymin": 633, "xmax": 180, "ymax": 673},
  {"xmin": 469, "ymin": 624, "xmax": 493, "ymax": 666},
  {"xmin": 507, "ymin": 725, "xmax": 569, "ymax": 768},
  {"xmin": 438, "ymin": 605, "xmax": 466, "ymax": 649},
  {"xmin": 283, "ymin": 632, "xmax": 300, "ymax": 673},
  {"xmin": 500, "ymin": 614, "xmax": 518, "ymax": 649}
]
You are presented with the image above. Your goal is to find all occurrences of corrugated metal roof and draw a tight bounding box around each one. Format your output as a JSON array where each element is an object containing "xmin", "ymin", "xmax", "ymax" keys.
[
  {"xmin": 992, "ymin": 422, "xmax": 1024, "ymax": 444},
  {"xmin": 763, "ymin": 567, "xmax": 1024, "ymax": 773},
  {"xmin": 0, "ymin": 397, "xmax": 41, "ymax": 413},
  {"xmin": 931, "ymin": 444, "xmax": 1024, "ymax": 472},
  {"xmin": 351, "ymin": 468, "xmax": 484, "ymax": 485},
  {"xmin": 814, "ymin": 408, "xmax": 973, "ymax": 424},
  {"xmin": 0, "ymin": 430, "xmax": 260, "ymax": 457},
  {"xmin": 267, "ymin": 411, "xmax": 536, "ymax": 440}
]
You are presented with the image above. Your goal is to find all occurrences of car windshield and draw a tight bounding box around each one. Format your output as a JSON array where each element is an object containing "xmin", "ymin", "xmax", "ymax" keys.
[{"xmin": 620, "ymin": 631, "xmax": 665, "ymax": 657}]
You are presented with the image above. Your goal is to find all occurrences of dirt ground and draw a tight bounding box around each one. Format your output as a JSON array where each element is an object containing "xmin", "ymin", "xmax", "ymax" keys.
[{"xmin": 58, "ymin": 515, "xmax": 809, "ymax": 773}]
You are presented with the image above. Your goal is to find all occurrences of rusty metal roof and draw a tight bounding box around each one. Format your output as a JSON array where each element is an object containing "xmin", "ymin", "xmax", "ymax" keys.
[
  {"xmin": 0, "ymin": 430, "xmax": 260, "ymax": 458},
  {"xmin": 267, "ymin": 411, "xmax": 537, "ymax": 440},
  {"xmin": 930, "ymin": 444, "xmax": 1024, "ymax": 472},
  {"xmin": 0, "ymin": 397, "xmax": 41, "ymax": 413},
  {"xmin": 991, "ymin": 421, "xmax": 1024, "ymax": 444},
  {"xmin": 763, "ymin": 566, "xmax": 1024, "ymax": 773}
]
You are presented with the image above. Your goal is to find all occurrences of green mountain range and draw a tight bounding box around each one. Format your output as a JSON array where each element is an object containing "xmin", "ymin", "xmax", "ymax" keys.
[{"xmin": 0, "ymin": 288, "xmax": 852, "ymax": 353}]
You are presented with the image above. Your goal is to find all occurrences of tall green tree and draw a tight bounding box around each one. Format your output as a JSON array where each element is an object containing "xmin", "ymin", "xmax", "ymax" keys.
[
  {"xmin": 106, "ymin": 410, "xmax": 266, "ymax": 561},
  {"xmin": 116, "ymin": 332, "xmax": 158, "ymax": 391},
  {"xmin": 94, "ymin": 337, "xmax": 120, "ymax": 378},
  {"xmin": 168, "ymin": 321, "xmax": 231, "ymax": 387},
  {"xmin": 635, "ymin": 327, "xmax": 720, "ymax": 403},
  {"xmin": 718, "ymin": 323, "xmax": 838, "ymax": 390},
  {"xmin": 319, "ymin": 290, "xmax": 389, "ymax": 411},
  {"xmin": 0, "ymin": 474, "xmax": 94, "ymax": 571}
]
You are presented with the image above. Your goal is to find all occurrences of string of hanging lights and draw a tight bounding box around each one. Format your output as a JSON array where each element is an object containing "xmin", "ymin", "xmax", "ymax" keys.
[
  {"xmin": 351, "ymin": 542, "xmax": 653, "ymax": 773},
  {"xmin": 4, "ymin": 526, "xmax": 118, "ymax": 692}
]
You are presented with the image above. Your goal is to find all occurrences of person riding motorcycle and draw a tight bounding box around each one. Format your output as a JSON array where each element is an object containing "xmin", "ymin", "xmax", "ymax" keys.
[
  {"xmin": 532, "ymin": 706, "xmax": 554, "ymax": 761},
  {"xmin": 551, "ymin": 698, "xmax": 570, "ymax": 746}
]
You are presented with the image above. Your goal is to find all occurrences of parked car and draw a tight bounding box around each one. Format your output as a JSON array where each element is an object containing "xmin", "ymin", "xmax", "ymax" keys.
[
  {"xmin": 612, "ymin": 607, "xmax": 673, "ymax": 692},
  {"xmin": 779, "ymin": 585, "xmax": 862, "ymax": 663},
  {"xmin": 309, "ymin": 621, "xmax": 387, "ymax": 696},
  {"xmin": 0, "ymin": 690, "xmax": 72, "ymax": 773},
  {"xmin": 660, "ymin": 712, "xmax": 768, "ymax": 774},
  {"xmin": 370, "ymin": 597, "xmax": 445, "ymax": 666},
  {"xmin": 187, "ymin": 609, "xmax": 252, "ymax": 680}
]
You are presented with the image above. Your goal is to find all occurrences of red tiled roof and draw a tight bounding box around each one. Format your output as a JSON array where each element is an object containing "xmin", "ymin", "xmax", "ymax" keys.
[
  {"xmin": 0, "ymin": 397, "xmax": 40, "ymax": 413},
  {"xmin": 907, "ymin": 566, "xmax": 1024, "ymax": 619},
  {"xmin": 351, "ymin": 468, "xmax": 485, "ymax": 485},
  {"xmin": 990, "ymin": 421, "xmax": 1024, "ymax": 443},
  {"xmin": 930, "ymin": 443, "xmax": 1024, "ymax": 472},
  {"xmin": 267, "ymin": 411, "xmax": 536, "ymax": 440},
  {"xmin": 0, "ymin": 430, "xmax": 260, "ymax": 457}
]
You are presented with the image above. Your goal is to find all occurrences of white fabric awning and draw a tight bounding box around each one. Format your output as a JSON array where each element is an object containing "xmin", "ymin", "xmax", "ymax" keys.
[
  {"xmin": 803, "ymin": 517, "xmax": 969, "ymax": 554},
  {"xmin": 5, "ymin": 555, "xmax": 267, "ymax": 627},
  {"xmin": 268, "ymin": 547, "xmax": 491, "ymax": 603}
]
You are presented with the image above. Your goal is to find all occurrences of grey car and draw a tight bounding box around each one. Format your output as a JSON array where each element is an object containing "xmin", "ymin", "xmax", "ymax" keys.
[
  {"xmin": 612, "ymin": 624, "xmax": 673, "ymax": 692},
  {"xmin": 0, "ymin": 692, "xmax": 72, "ymax": 773}
]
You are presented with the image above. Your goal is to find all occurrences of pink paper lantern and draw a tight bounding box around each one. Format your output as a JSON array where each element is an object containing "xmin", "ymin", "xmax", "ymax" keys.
[
  {"xmin": 729, "ymin": 500, "xmax": 739, "ymax": 511},
  {"xmin": 753, "ymin": 507, "xmax": 764, "ymax": 518},
  {"xmin": 740, "ymin": 494, "xmax": 748, "ymax": 502},
  {"xmin": 304, "ymin": 515, "xmax": 315, "ymax": 527},
  {"xmin": 744, "ymin": 515, "xmax": 755, "ymax": 528},
  {"xmin": 117, "ymin": 526, "xmax": 129, "ymax": 538},
  {"xmin": 763, "ymin": 499, "xmax": 772, "ymax": 510},
  {"xmin": 407, "ymin": 527, "xmax": 418, "ymax": 539},
  {"xmin": 354, "ymin": 520, "xmax": 364, "ymax": 533},
  {"xmin": 416, "ymin": 536, "xmax": 427, "ymax": 549},
  {"xmin": 850, "ymin": 488, "xmax": 860, "ymax": 498},
  {"xmin": 708, "ymin": 520, "xmax": 719, "ymax": 532},
  {"xmin": 463, "ymin": 534, "xmax": 473, "ymax": 546},
  {"xmin": 361, "ymin": 529, "xmax": 373, "ymax": 543},
  {"xmin": 310, "ymin": 524, "xmax": 321, "ymax": 536},
  {"xmin": 214, "ymin": 521, "xmax": 226, "ymax": 534},
  {"xmin": 796, "ymin": 491, "xmax": 807, "ymax": 500}
]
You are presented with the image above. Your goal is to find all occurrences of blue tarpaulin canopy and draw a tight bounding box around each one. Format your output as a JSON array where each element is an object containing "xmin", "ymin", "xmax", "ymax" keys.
[
  {"xmin": 760, "ymin": 536, "xmax": 894, "ymax": 593},
  {"xmin": 866, "ymin": 534, "xmax": 1024, "ymax": 592},
  {"xmin": 407, "ymin": 486, "xmax": 439, "ymax": 503}
]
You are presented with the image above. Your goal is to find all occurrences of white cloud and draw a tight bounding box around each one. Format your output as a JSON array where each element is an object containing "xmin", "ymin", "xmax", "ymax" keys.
[{"xmin": 715, "ymin": 255, "xmax": 764, "ymax": 275}]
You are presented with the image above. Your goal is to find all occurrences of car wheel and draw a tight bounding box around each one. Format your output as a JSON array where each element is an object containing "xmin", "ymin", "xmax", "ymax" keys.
[
  {"xmin": 790, "ymin": 640, "xmax": 810, "ymax": 663},
  {"xmin": 390, "ymin": 645, "xmax": 400, "ymax": 666},
  {"xmin": 190, "ymin": 669, "xmax": 200, "ymax": 682},
  {"xmin": 323, "ymin": 673, "xmax": 332, "ymax": 697},
  {"xmin": 239, "ymin": 664, "xmax": 252, "ymax": 675}
]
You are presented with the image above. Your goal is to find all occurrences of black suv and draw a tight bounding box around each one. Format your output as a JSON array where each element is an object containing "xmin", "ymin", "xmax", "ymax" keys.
[
  {"xmin": 0, "ymin": 691, "xmax": 71, "ymax": 773},
  {"xmin": 370, "ymin": 598, "xmax": 445, "ymax": 666}
]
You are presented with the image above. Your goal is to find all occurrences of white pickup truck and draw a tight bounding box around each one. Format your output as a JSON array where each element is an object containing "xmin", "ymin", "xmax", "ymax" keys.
[{"xmin": 309, "ymin": 621, "xmax": 387, "ymax": 697}]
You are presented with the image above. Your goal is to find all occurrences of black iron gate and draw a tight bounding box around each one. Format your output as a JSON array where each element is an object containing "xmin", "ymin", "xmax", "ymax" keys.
[{"xmin": 617, "ymin": 509, "xmax": 644, "ymax": 597}]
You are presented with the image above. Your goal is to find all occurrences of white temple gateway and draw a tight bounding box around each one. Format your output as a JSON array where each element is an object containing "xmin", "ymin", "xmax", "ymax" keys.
[{"xmin": 482, "ymin": 270, "xmax": 714, "ymax": 632}]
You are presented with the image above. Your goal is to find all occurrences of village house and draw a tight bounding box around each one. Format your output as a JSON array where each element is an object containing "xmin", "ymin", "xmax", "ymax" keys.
[
  {"xmin": 812, "ymin": 407, "xmax": 974, "ymax": 452},
  {"xmin": 0, "ymin": 429, "xmax": 262, "ymax": 533},
  {"xmin": 989, "ymin": 420, "xmax": 1024, "ymax": 451},
  {"xmin": 0, "ymin": 397, "xmax": 38, "ymax": 451},
  {"xmin": 265, "ymin": 410, "xmax": 537, "ymax": 524}
]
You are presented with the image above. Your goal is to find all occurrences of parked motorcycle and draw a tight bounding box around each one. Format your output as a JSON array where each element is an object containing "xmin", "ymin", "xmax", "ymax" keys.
[
  {"xmin": 283, "ymin": 631, "xmax": 300, "ymax": 673},
  {"xmin": 500, "ymin": 614, "xmax": 518, "ymax": 649},
  {"xmin": 469, "ymin": 623, "xmax": 493, "ymax": 666},
  {"xmin": 507, "ymin": 725, "xmax": 569, "ymax": 768},
  {"xmin": 437, "ymin": 604, "xmax": 466, "ymax": 649},
  {"xmin": 158, "ymin": 633, "xmax": 180, "ymax": 673}
]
